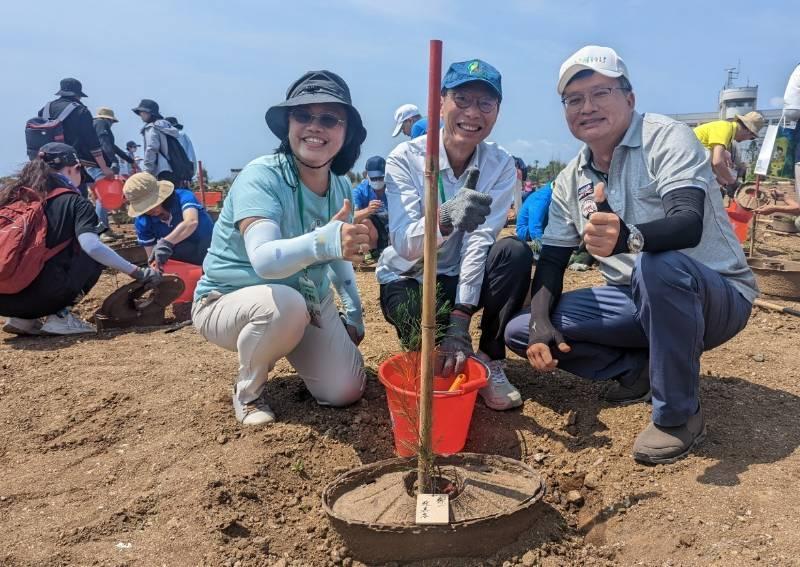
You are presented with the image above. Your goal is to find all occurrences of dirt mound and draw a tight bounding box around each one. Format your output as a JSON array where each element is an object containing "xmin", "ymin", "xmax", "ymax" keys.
[{"xmin": 2, "ymin": 232, "xmax": 800, "ymax": 565}]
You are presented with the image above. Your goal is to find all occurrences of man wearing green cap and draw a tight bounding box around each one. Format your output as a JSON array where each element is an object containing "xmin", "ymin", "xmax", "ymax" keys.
[{"xmin": 377, "ymin": 59, "xmax": 533, "ymax": 412}]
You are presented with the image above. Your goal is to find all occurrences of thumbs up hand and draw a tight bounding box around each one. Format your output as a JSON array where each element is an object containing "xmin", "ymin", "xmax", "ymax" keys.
[
  {"xmin": 583, "ymin": 182, "xmax": 623, "ymax": 258},
  {"xmin": 333, "ymin": 199, "xmax": 371, "ymax": 262},
  {"xmin": 332, "ymin": 199, "xmax": 352, "ymax": 222}
]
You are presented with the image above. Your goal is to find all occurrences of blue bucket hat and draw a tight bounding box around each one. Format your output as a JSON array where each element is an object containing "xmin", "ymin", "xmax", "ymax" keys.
[
  {"xmin": 365, "ymin": 156, "xmax": 385, "ymax": 178},
  {"xmin": 441, "ymin": 59, "xmax": 502, "ymax": 102}
]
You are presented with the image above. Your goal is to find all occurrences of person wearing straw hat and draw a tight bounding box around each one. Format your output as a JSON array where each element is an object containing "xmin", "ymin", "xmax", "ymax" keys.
[
  {"xmin": 693, "ymin": 111, "xmax": 764, "ymax": 188},
  {"xmin": 192, "ymin": 70, "xmax": 370, "ymax": 425},
  {"xmin": 377, "ymin": 59, "xmax": 534, "ymax": 412},
  {"xmin": 123, "ymin": 172, "xmax": 214, "ymax": 268},
  {"xmin": 504, "ymin": 45, "xmax": 758, "ymax": 465},
  {"xmin": 89, "ymin": 106, "xmax": 136, "ymax": 241},
  {"xmin": 0, "ymin": 143, "xmax": 162, "ymax": 336}
]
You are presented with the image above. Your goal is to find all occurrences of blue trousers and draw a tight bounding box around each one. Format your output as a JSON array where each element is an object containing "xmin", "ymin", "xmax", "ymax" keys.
[
  {"xmin": 95, "ymin": 199, "xmax": 110, "ymax": 229},
  {"xmin": 171, "ymin": 235, "xmax": 212, "ymax": 267},
  {"xmin": 504, "ymin": 251, "xmax": 752, "ymax": 427}
]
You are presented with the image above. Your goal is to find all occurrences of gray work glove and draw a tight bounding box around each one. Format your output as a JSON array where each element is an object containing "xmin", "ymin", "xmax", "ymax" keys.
[
  {"xmin": 439, "ymin": 168, "xmax": 492, "ymax": 234},
  {"xmin": 435, "ymin": 311, "xmax": 474, "ymax": 377},
  {"xmin": 148, "ymin": 238, "xmax": 174, "ymax": 269},
  {"xmin": 131, "ymin": 266, "xmax": 164, "ymax": 290}
]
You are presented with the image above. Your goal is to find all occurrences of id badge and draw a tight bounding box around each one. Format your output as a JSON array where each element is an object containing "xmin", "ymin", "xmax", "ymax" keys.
[{"xmin": 298, "ymin": 274, "xmax": 322, "ymax": 328}]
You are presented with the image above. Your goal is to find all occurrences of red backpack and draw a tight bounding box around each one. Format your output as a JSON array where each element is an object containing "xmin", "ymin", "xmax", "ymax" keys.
[{"xmin": 0, "ymin": 187, "xmax": 75, "ymax": 294}]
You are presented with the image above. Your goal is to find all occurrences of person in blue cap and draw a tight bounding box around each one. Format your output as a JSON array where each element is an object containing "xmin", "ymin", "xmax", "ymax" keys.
[
  {"xmin": 352, "ymin": 155, "xmax": 390, "ymax": 263},
  {"xmin": 377, "ymin": 59, "xmax": 533, "ymax": 411}
]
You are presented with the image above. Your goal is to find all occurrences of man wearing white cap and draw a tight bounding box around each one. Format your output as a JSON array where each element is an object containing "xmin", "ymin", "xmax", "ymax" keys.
[
  {"xmin": 505, "ymin": 45, "xmax": 757, "ymax": 464},
  {"xmin": 392, "ymin": 104, "xmax": 422, "ymax": 138}
]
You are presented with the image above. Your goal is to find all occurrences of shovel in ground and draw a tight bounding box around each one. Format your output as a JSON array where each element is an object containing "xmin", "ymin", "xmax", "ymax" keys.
[{"xmin": 94, "ymin": 276, "xmax": 184, "ymax": 330}]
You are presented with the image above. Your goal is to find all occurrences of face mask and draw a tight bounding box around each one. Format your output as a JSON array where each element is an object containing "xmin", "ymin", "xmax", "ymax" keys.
[{"xmin": 369, "ymin": 179, "xmax": 385, "ymax": 190}]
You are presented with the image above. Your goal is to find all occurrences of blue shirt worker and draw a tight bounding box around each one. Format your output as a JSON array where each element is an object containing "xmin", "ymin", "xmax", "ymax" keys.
[
  {"xmin": 377, "ymin": 59, "xmax": 534, "ymax": 412},
  {"xmin": 515, "ymin": 181, "xmax": 552, "ymax": 242},
  {"xmin": 353, "ymin": 155, "xmax": 389, "ymax": 260},
  {"xmin": 123, "ymin": 173, "xmax": 214, "ymax": 268},
  {"xmin": 504, "ymin": 46, "xmax": 758, "ymax": 465}
]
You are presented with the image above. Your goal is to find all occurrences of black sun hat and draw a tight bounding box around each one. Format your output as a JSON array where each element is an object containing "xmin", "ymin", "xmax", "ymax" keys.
[
  {"xmin": 55, "ymin": 78, "xmax": 87, "ymax": 98},
  {"xmin": 132, "ymin": 99, "xmax": 163, "ymax": 119},
  {"xmin": 265, "ymin": 70, "xmax": 366, "ymax": 146}
]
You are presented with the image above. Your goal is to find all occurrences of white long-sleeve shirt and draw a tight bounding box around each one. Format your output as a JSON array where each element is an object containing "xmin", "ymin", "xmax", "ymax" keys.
[{"xmin": 375, "ymin": 130, "xmax": 515, "ymax": 306}]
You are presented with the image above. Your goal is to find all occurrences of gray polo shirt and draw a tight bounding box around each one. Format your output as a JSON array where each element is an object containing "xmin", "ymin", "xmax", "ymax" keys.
[{"xmin": 543, "ymin": 111, "xmax": 758, "ymax": 303}]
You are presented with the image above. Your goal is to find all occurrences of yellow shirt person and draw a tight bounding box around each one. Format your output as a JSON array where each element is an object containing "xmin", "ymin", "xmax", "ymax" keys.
[
  {"xmin": 692, "ymin": 112, "xmax": 764, "ymax": 187},
  {"xmin": 694, "ymin": 120, "xmax": 739, "ymax": 151}
]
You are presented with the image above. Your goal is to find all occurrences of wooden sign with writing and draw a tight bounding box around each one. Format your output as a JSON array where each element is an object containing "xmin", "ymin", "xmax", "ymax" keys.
[{"xmin": 415, "ymin": 493, "xmax": 450, "ymax": 525}]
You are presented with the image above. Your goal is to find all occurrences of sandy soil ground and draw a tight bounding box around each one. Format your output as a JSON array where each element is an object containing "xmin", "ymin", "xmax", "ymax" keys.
[{"xmin": 2, "ymin": 225, "xmax": 800, "ymax": 566}]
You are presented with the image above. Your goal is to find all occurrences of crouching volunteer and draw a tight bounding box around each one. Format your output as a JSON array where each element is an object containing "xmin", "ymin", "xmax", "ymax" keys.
[
  {"xmin": 192, "ymin": 70, "xmax": 370, "ymax": 425},
  {"xmin": 377, "ymin": 59, "xmax": 533, "ymax": 411},
  {"xmin": 123, "ymin": 172, "xmax": 214, "ymax": 269},
  {"xmin": 0, "ymin": 143, "xmax": 162, "ymax": 336},
  {"xmin": 504, "ymin": 46, "xmax": 758, "ymax": 464},
  {"xmin": 352, "ymin": 155, "xmax": 390, "ymax": 262}
]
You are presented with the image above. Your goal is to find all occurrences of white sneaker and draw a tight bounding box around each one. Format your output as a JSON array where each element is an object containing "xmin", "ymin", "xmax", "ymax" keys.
[
  {"xmin": 40, "ymin": 311, "xmax": 96, "ymax": 335},
  {"xmin": 477, "ymin": 355, "xmax": 523, "ymax": 411},
  {"xmin": 232, "ymin": 389, "xmax": 276, "ymax": 425},
  {"xmin": 2, "ymin": 317, "xmax": 43, "ymax": 336}
]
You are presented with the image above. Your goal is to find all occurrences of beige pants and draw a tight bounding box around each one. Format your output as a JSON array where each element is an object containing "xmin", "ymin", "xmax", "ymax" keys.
[{"xmin": 192, "ymin": 284, "xmax": 365, "ymax": 406}]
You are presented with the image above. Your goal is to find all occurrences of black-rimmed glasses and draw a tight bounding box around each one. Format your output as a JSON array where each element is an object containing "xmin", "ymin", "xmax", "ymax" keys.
[{"xmin": 449, "ymin": 92, "xmax": 499, "ymax": 114}]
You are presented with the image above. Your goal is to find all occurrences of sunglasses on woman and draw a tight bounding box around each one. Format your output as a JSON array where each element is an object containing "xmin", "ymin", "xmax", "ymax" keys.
[{"xmin": 290, "ymin": 109, "xmax": 346, "ymax": 129}]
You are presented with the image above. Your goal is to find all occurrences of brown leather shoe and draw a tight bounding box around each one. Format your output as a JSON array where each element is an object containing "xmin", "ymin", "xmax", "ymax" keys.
[
  {"xmin": 604, "ymin": 366, "xmax": 651, "ymax": 405},
  {"xmin": 632, "ymin": 408, "xmax": 706, "ymax": 465}
]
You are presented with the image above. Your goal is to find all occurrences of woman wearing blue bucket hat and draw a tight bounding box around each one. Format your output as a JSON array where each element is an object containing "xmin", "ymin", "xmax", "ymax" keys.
[{"xmin": 192, "ymin": 70, "xmax": 370, "ymax": 425}]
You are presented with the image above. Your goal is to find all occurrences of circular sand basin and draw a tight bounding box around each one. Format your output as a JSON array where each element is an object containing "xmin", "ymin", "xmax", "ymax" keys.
[
  {"xmin": 748, "ymin": 258, "xmax": 800, "ymax": 299},
  {"xmin": 322, "ymin": 453, "xmax": 545, "ymax": 562}
]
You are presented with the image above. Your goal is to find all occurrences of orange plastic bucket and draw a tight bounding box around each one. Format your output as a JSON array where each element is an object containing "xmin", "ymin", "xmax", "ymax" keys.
[
  {"xmin": 726, "ymin": 202, "xmax": 752, "ymax": 243},
  {"xmin": 162, "ymin": 259, "xmax": 203, "ymax": 304},
  {"xmin": 377, "ymin": 353, "xmax": 488, "ymax": 457},
  {"xmin": 194, "ymin": 191, "xmax": 222, "ymax": 207},
  {"xmin": 95, "ymin": 176, "xmax": 125, "ymax": 209}
]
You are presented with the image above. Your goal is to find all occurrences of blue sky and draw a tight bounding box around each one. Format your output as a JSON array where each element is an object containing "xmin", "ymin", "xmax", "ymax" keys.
[{"xmin": 1, "ymin": 0, "xmax": 797, "ymax": 179}]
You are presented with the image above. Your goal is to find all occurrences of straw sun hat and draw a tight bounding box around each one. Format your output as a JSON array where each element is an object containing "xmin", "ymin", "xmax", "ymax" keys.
[
  {"xmin": 736, "ymin": 111, "xmax": 765, "ymax": 136},
  {"xmin": 94, "ymin": 107, "xmax": 118, "ymax": 122},
  {"xmin": 123, "ymin": 172, "xmax": 174, "ymax": 217}
]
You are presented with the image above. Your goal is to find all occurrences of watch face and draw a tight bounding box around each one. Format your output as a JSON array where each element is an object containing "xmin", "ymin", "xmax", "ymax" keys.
[{"xmin": 628, "ymin": 229, "xmax": 644, "ymax": 252}]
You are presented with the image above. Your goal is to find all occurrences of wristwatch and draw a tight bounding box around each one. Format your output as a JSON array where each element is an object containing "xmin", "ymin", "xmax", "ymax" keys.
[{"xmin": 627, "ymin": 224, "xmax": 644, "ymax": 253}]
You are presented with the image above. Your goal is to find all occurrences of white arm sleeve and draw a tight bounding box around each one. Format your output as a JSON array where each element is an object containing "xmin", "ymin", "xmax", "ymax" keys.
[
  {"xmin": 77, "ymin": 232, "xmax": 136, "ymax": 274},
  {"xmin": 243, "ymin": 218, "xmax": 344, "ymax": 279}
]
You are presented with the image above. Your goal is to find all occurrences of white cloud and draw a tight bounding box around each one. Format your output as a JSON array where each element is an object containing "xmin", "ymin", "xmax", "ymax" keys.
[{"xmin": 770, "ymin": 96, "xmax": 785, "ymax": 108}]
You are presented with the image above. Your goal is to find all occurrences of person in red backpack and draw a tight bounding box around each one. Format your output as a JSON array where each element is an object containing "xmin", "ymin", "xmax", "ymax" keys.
[{"xmin": 0, "ymin": 143, "xmax": 162, "ymax": 336}]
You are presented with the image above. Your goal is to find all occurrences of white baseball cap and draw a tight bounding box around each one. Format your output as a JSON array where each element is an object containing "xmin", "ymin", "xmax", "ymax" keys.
[
  {"xmin": 392, "ymin": 103, "xmax": 421, "ymax": 137},
  {"xmin": 557, "ymin": 45, "xmax": 630, "ymax": 95}
]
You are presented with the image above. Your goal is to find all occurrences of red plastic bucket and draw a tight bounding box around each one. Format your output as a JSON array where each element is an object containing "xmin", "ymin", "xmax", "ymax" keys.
[
  {"xmin": 95, "ymin": 176, "xmax": 125, "ymax": 209},
  {"xmin": 377, "ymin": 353, "xmax": 488, "ymax": 457},
  {"xmin": 726, "ymin": 202, "xmax": 752, "ymax": 243},
  {"xmin": 162, "ymin": 259, "xmax": 203, "ymax": 304},
  {"xmin": 194, "ymin": 191, "xmax": 222, "ymax": 207}
]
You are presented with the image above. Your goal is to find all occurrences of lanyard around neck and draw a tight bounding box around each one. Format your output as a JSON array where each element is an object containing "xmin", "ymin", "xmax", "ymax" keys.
[{"xmin": 295, "ymin": 176, "xmax": 333, "ymax": 233}]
